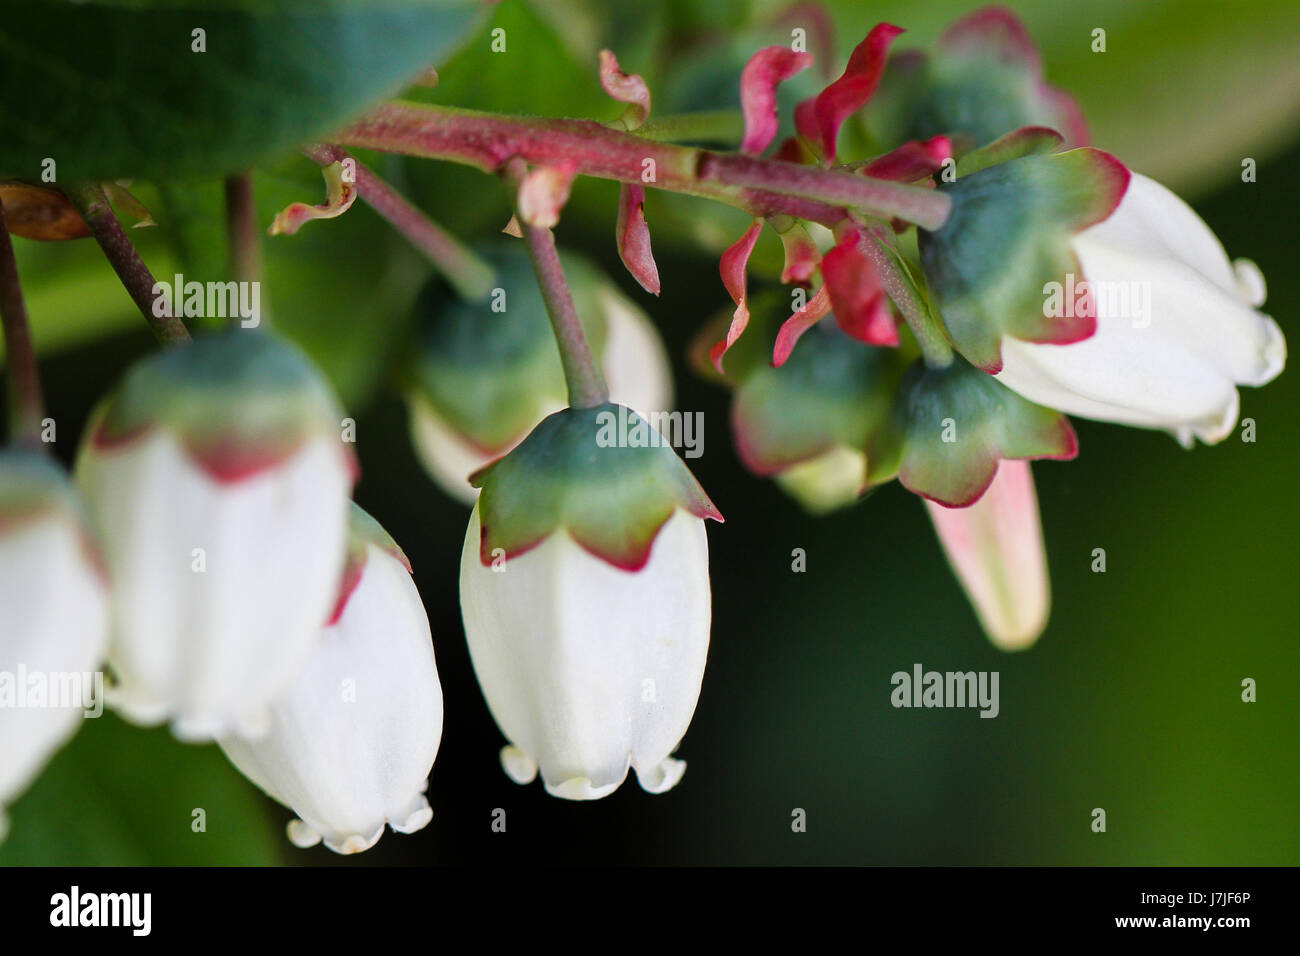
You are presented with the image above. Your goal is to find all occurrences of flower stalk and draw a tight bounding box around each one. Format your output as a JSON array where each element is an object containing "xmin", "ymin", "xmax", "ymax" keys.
[
  {"xmin": 70, "ymin": 184, "xmax": 190, "ymax": 345},
  {"xmin": 0, "ymin": 201, "xmax": 46, "ymax": 449},
  {"xmin": 334, "ymin": 102, "xmax": 951, "ymax": 231},
  {"xmin": 505, "ymin": 159, "xmax": 609, "ymax": 410},
  {"xmin": 224, "ymin": 172, "xmax": 262, "ymax": 286},
  {"xmin": 302, "ymin": 144, "xmax": 495, "ymax": 302},
  {"xmin": 861, "ymin": 228, "xmax": 953, "ymax": 368}
]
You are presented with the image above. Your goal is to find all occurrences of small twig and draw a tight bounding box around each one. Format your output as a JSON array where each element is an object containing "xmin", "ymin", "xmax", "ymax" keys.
[
  {"xmin": 303, "ymin": 144, "xmax": 495, "ymax": 302},
  {"xmin": 71, "ymin": 184, "xmax": 190, "ymax": 345},
  {"xmin": 505, "ymin": 158, "xmax": 608, "ymax": 409},
  {"xmin": 0, "ymin": 201, "xmax": 46, "ymax": 449}
]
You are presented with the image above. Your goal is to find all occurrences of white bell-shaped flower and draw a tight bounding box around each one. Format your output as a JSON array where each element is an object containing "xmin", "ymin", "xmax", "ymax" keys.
[
  {"xmin": 220, "ymin": 505, "xmax": 442, "ymax": 854},
  {"xmin": 996, "ymin": 172, "xmax": 1286, "ymax": 446},
  {"xmin": 0, "ymin": 452, "xmax": 110, "ymax": 838},
  {"xmin": 461, "ymin": 507, "xmax": 711, "ymax": 799},
  {"xmin": 75, "ymin": 331, "xmax": 354, "ymax": 740},
  {"xmin": 458, "ymin": 404, "xmax": 720, "ymax": 800}
]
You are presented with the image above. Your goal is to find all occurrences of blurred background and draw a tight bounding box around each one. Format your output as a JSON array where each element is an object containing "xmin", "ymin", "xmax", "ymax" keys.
[{"xmin": 1, "ymin": 0, "xmax": 1296, "ymax": 865}]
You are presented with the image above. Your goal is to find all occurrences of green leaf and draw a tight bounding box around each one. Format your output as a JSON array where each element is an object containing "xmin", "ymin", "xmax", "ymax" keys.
[
  {"xmin": 0, "ymin": 712, "xmax": 282, "ymax": 866},
  {"xmin": 0, "ymin": 0, "xmax": 483, "ymax": 182}
]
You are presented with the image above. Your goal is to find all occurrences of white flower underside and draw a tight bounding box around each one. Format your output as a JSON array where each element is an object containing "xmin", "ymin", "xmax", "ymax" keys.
[
  {"xmin": 996, "ymin": 173, "xmax": 1285, "ymax": 446},
  {"xmin": 220, "ymin": 542, "xmax": 443, "ymax": 854},
  {"xmin": 410, "ymin": 287, "xmax": 674, "ymax": 505},
  {"xmin": 78, "ymin": 432, "xmax": 350, "ymax": 740},
  {"xmin": 460, "ymin": 506, "xmax": 710, "ymax": 800},
  {"xmin": 0, "ymin": 514, "xmax": 110, "ymax": 834}
]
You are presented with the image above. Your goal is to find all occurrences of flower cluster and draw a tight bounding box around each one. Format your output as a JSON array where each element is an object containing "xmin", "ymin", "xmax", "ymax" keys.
[
  {"xmin": 0, "ymin": 4, "xmax": 1286, "ymax": 854},
  {"xmin": 2, "ymin": 330, "xmax": 443, "ymax": 852},
  {"xmin": 691, "ymin": 7, "xmax": 1284, "ymax": 649}
]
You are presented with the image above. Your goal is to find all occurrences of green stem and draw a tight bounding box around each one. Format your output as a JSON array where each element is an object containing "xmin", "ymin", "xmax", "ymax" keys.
[
  {"xmin": 0, "ymin": 201, "xmax": 46, "ymax": 449},
  {"xmin": 303, "ymin": 144, "xmax": 495, "ymax": 302},
  {"xmin": 71, "ymin": 185, "xmax": 190, "ymax": 345},
  {"xmin": 636, "ymin": 110, "xmax": 746, "ymax": 145},
  {"xmin": 862, "ymin": 227, "xmax": 953, "ymax": 368},
  {"xmin": 505, "ymin": 160, "xmax": 608, "ymax": 409}
]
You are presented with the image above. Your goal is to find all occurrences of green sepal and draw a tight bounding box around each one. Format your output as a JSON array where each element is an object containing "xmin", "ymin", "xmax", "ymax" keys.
[
  {"xmin": 955, "ymin": 126, "xmax": 1063, "ymax": 178},
  {"xmin": 918, "ymin": 148, "xmax": 1129, "ymax": 372},
  {"xmin": 88, "ymin": 329, "xmax": 350, "ymax": 483},
  {"xmin": 878, "ymin": 358, "xmax": 1076, "ymax": 507},
  {"xmin": 865, "ymin": 8, "xmax": 1089, "ymax": 153},
  {"xmin": 732, "ymin": 320, "xmax": 906, "ymax": 477},
  {"xmin": 406, "ymin": 241, "xmax": 608, "ymax": 453},
  {"xmin": 471, "ymin": 403, "xmax": 721, "ymax": 571}
]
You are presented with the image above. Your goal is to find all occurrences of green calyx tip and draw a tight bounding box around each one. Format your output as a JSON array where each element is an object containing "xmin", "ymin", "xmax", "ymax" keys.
[{"xmin": 472, "ymin": 403, "xmax": 720, "ymax": 571}]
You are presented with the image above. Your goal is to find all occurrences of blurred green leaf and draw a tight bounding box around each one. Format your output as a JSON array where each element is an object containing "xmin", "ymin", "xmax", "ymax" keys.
[
  {"xmin": 0, "ymin": 0, "xmax": 484, "ymax": 182},
  {"xmin": 0, "ymin": 712, "xmax": 282, "ymax": 866}
]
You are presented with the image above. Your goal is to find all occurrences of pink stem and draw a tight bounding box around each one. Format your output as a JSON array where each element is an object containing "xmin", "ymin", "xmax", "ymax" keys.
[{"xmin": 334, "ymin": 102, "xmax": 951, "ymax": 230}]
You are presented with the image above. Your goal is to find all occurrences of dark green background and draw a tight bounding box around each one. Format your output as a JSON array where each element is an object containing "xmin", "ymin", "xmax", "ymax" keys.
[{"xmin": 1, "ymin": 0, "xmax": 1295, "ymax": 865}]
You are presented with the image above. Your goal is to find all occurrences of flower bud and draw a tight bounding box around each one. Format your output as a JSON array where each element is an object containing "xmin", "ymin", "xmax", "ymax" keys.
[
  {"xmin": 459, "ymin": 404, "xmax": 720, "ymax": 799},
  {"xmin": 75, "ymin": 330, "xmax": 354, "ymax": 740},
  {"xmin": 924, "ymin": 459, "xmax": 1049, "ymax": 650},
  {"xmin": 406, "ymin": 242, "xmax": 672, "ymax": 504},
  {"xmin": 220, "ymin": 505, "xmax": 442, "ymax": 853},
  {"xmin": 0, "ymin": 452, "xmax": 109, "ymax": 837}
]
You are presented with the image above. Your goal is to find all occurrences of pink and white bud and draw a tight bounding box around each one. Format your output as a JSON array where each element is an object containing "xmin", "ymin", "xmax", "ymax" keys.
[{"xmin": 924, "ymin": 459, "xmax": 1049, "ymax": 650}]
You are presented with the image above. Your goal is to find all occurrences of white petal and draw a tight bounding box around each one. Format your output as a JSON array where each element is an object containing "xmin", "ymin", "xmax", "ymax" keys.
[
  {"xmin": 78, "ymin": 433, "xmax": 350, "ymax": 739},
  {"xmin": 220, "ymin": 542, "xmax": 442, "ymax": 854},
  {"xmin": 924, "ymin": 460, "xmax": 1049, "ymax": 651},
  {"xmin": 996, "ymin": 173, "xmax": 1285, "ymax": 444},
  {"xmin": 460, "ymin": 506, "xmax": 710, "ymax": 799},
  {"xmin": 1232, "ymin": 257, "xmax": 1267, "ymax": 308},
  {"xmin": 0, "ymin": 512, "xmax": 110, "ymax": 809}
]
